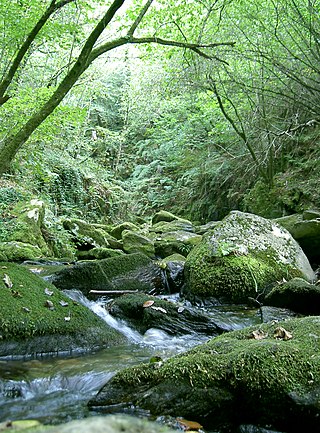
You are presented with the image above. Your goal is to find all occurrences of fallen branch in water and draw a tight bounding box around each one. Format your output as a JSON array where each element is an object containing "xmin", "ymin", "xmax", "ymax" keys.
[{"xmin": 89, "ymin": 289, "xmax": 139, "ymax": 296}]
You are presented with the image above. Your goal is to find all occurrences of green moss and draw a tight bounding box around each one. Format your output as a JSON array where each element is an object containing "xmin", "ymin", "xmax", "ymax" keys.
[
  {"xmin": 0, "ymin": 262, "xmax": 121, "ymax": 343},
  {"xmin": 184, "ymin": 211, "xmax": 314, "ymax": 303},
  {"xmin": 51, "ymin": 253, "xmax": 164, "ymax": 296},
  {"xmin": 97, "ymin": 316, "xmax": 320, "ymax": 427},
  {"xmin": 0, "ymin": 242, "xmax": 43, "ymax": 262}
]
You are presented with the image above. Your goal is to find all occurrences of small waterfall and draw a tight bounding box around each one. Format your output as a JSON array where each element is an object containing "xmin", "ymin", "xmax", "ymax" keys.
[
  {"xmin": 64, "ymin": 290, "xmax": 144, "ymax": 343},
  {"xmin": 64, "ymin": 290, "xmax": 208, "ymax": 354}
]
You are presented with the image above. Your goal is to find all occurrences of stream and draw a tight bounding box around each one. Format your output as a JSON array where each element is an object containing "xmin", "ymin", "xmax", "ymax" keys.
[{"xmin": 0, "ymin": 263, "xmax": 295, "ymax": 430}]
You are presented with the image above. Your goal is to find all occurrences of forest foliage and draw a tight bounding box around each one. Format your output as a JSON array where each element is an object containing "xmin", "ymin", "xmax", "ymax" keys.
[{"xmin": 0, "ymin": 0, "xmax": 319, "ymax": 225}]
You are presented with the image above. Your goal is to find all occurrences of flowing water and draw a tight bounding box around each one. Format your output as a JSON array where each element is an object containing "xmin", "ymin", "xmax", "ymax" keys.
[{"xmin": 0, "ymin": 266, "xmax": 294, "ymax": 429}]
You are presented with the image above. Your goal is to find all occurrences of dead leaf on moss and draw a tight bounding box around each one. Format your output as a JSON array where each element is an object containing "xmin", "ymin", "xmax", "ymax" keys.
[
  {"xmin": 274, "ymin": 326, "xmax": 292, "ymax": 340},
  {"xmin": 250, "ymin": 329, "xmax": 268, "ymax": 340},
  {"xmin": 151, "ymin": 306, "xmax": 167, "ymax": 314},
  {"xmin": 143, "ymin": 300, "xmax": 154, "ymax": 308},
  {"xmin": 3, "ymin": 274, "xmax": 13, "ymax": 288},
  {"xmin": 176, "ymin": 417, "xmax": 203, "ymax": 431},
  {"xmin": 11, "ymin": 290, "xmax": 22, "ymax": 298}
]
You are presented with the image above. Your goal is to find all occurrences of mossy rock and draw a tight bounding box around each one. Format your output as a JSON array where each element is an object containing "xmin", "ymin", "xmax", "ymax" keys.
[
  {"xmin": 150, "ymin": 220, "xmax": 194, "ymax": 234},
  {"xmin": 265, "ymin": 277, "xmax": 320, "ymax": 314},
  {"xmin": 62, "ymin": 218, "xmax": 110, "ymax": 249},
  {"xmin": 1, "ymin": 199, "xmax": 52, "ymax": 259},
  {"xmin": 184, "ymin": 211, "xmax": 315, "ymax": 304},
  {"xmin": 122, "ymin": 230, "xmax": 155, "ymax": 258},
  {"xmin": 77, "ymin": 248, "xmax": 125, "ymax": 260},
  {"xmin": 110, "ymin": 222, "xmax": 140, "ymax": 240},
  {"xmin": 109, "ymin": 293, "xmax": 224, "ymax": 336},
  {"xmin": 26, "ymin": 415, "xmax": 177, "ymax": 433},
  {"xmin": 154, "ymin": 231, "xmax": 202, "ymax": 258},
  {"xmin": 89, "ymin": 316, "xmax": 320, "ymax": 432},
  {"xmin": 0, "ymin": 262, "xmax": 126, "ymax": 357},
  {"xmin": 50, "ymin": 253, "xmax": 167, "ymax": 297},
  {"xmin": 290, "ymin": 219, "xmax": 320, "ymax": 262},
  {"xmin": 273, "ymin": 213, "xmax": 303, "ymax": 234},
  {"xmin": 0, "ymin": 241, "xmax": 43, "ymax": 262},
  {"xmin": 195, "ymin": 220, "xmax": 219, "ymax": 235},
  {"xmin": 161, "ymin": 254, "xmax": 186, "ymax": 293},
  {"xmin": 152, "ymin": 210, "xmax": 183, "ymax": 225}
]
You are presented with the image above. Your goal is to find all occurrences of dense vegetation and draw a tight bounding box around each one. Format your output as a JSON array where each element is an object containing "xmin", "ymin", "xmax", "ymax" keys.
[{"xmin": 0, "ymin": 0, "xmax": 319, "ymax": 226}]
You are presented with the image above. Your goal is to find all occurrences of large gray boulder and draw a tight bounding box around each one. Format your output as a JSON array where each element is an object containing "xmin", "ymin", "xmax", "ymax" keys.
[{"xmin": 184, "ymin": 211, "xmax": 315, "ymax": 304}]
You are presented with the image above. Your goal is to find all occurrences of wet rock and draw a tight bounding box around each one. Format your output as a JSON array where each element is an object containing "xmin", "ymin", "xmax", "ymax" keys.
[
  {"xmin": 89, "ymin": 316, "xmax": 320, "ymax": 432},
  {"xmin": 50, "ymin": 253, "xmax": 167, "ymax": 297},
  {"xmin": 108, "ymin": 293, "xmax": 225, "ymax": 336},
  {"xmin": 0, "ymin": 262, "xmax": 125, "ymax": 357},
  {"xmin": 162, "ymin": 254, "xmax": 186, "ymax": 293},
  {"xmin": 265, "ymin": 277, "xmax": 320, "ymax": 314},
  {"xmin": 184, "ymin": 211, "xmax": 315, "ymax": 304}
]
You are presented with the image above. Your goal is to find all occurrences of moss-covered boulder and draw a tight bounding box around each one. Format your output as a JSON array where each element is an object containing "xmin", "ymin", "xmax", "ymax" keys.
[
  {"xmin": 62, "ymin": 218, "xmax": 111, "ymax": 250},
  {"xmin": 150, "ymin": 220, "xmax": 194, "ymax": 234},
  {"xmin": 108, "ymin": 293, "xmax": 225, "ymax": 336},
  {"xmin": 122, "ymin": 230, "xmax": 155, "ymax": 258},
  {"xmin": 110, "ymin": 222, "xmax": 140, "ymax": 240},
  {"xmin": 0, "ymin": 241, "xmax": 43, "ymax": 262},
  {"xmin": 265, "ymin": 278, "xmax": 320, "ymax": 314},
  {"xmin": 25, "ymin": 415, "xmax": 177, "ymax": 433},
  {"xmin": 88, "ymin": 316, "xmax": 320, "ymax": 432},
  {"xmin": 290, "ymin": 219, "xmax": 320, "ymax": 262},
  {"xmin": 152, "ymin": 210, "xmax": 184, "ymax": 225},
  {"xmin": 153, "ymin": 231, "xmax": 202, "ymax": 258},
  {"xmin": 0, "ymin": 199, "xmax": 52, "ymax": 261},
  {"xmin": 184, "ymin": 211, "xmax": 315, "ymax": 304},
  {"xmin": 0, "ymin": 263, "xmax": 126, "ymax": 357},
  {"xmin": 274, "ymin": 210, "xmax": 320, "ymax": 262},
  {"xmin": 195, "ymin": 220, "xmax": 219, "ymax": 235},
  {"xmin": 77, "ymin": 247, "xmax": 124, "ymax": 260},
  {"xmin": 50, "ymin": 253, "xmax": 167, "ymax": 297}
]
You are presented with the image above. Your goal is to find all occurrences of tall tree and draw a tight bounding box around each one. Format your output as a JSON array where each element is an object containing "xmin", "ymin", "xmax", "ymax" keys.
[{"xmin": 0, "ymin": 0, "xmax": 234, "ymax": 175}]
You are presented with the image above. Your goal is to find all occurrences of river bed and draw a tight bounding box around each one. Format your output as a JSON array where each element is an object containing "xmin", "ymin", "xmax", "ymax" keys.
[{"xmin": 0, "ymin": 269, "xmax": 294, "ymax": 431}]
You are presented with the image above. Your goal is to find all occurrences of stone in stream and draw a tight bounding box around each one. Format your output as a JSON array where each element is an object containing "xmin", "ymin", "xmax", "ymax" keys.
[
  {"xmin": 184, "ymin": 211, "xmax": 315, "ymax": 304},
  {"xmin": 108, "ymin": 293, "xmax": 227, "ymax": 336},
  {"xmin": 88, "ymin": 316, "xmax": 320, "ymax": 432}
]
